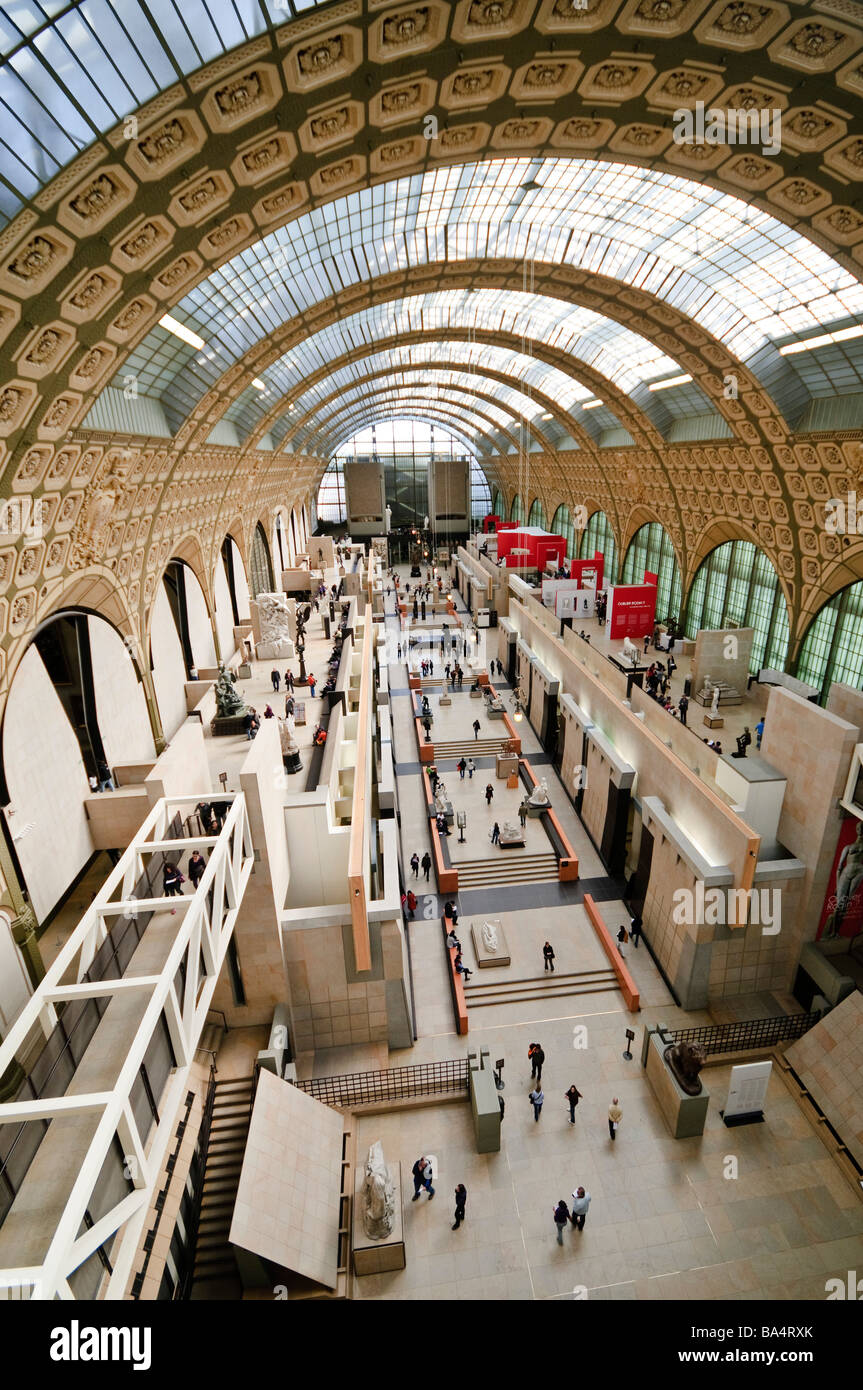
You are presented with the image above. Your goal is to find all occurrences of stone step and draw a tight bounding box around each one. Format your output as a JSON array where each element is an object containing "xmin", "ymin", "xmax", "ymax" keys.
[
  {"xmin": 465, "ymin": 982, "xmax": 620, "ymax": 1008},
  {"xmin": 465, "ymin": 968, "xmax": 618, "ymax": 996}
]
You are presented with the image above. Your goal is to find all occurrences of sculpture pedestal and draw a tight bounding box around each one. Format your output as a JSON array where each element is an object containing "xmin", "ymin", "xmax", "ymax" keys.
[
  {"xmin": 526, "ymin": 800, "xmax": 550, "ymax": 818},
  {"xmin": 498, "ymin": 828, "xmax": 525, "ymax": 848},
  {"xmin": 644, "ymin": 1032, "xmax": 709, "ymax": 1139},
  {"xmin": 703, "ymin": 714, "xmax": 724, "ymax": 729},
  {"xmin": 352, "ymin": 1160, "xmax": 406, "ymax": 1276},
  {"xmin": 211, "ymin": 712, "xmax": 249, "ymax": 737},
  {"xmin": 471, "ymin": 918, "xmax": 510, "ymax": 968},
  {"xmin": 256, "ymin": 639, "xmax": 294, "ymax": 661}
]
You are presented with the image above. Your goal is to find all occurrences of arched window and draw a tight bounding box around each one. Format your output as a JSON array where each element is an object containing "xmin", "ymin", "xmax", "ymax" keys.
[
  {"xmin": 621, "ymin": 521, "xmax": 681, "ymax": 622},
  {"xmin": 249, "ymin": 522, "xmax": 275, "ymax": 597},
  {"xmin": 685, "ymin": 540, "xmax": 789, "ymax": 674},
  {"xmin": 491, "ymin": 488, "xmax": 504, "ymax": 519},
  {"xmin": 471, "ymin": 462, "xmax": 492, "ymax": 522},
  {"xmin": 551, "ymin": 504, "xmax": 576, "ymax": 559},
  {"xmin": 528, "ymin": 497, "xmax": 547, "ymax": 529},
  {"xmin": 796, "ymin": 581, "xmax": 863, "ymax": 704},
  {"xmin": 316, "ymin": 459, "xmax": 347, "ymax": 524},
  {"xmin": 510, "ymin": 494, "xmax": 525, "ymax": 523},
  {"xmin": 580, "ymin": 511, "xmax": 618, "ymax": 586}
]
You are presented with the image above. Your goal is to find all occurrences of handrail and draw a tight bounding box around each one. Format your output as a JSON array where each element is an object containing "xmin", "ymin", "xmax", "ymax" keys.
[{"xmin": 178, "ymin": 1065, "xmax": 217, "ymax": 1301}]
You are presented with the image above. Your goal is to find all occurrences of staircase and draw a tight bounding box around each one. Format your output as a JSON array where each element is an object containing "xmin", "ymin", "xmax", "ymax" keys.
[
  {"xmin": 454, "ymin": 850, "xmax": 559, "ymax": 888},
  {"xmin": 464, "ymin": 967, "xmax": 619, "ymax": 1010},
  {"xmin": 434, "ymin": 736, "xmax": 512, "ymax": 759},
  {"xmin": 189, "ymin": 1075, "xmax": 254, "ymax": 1299}
]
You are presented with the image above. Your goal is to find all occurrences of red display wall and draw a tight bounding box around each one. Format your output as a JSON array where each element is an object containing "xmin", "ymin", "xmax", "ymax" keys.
[
  {"xmin": 606, "ymin": 574, "xmax": 657, "ymax": 639},
  {"xmin": 496, "ymin": 528, "xmax": 566, "ymax": 570},
  {"xmin": 569, "ymin": 551, "xmax": 605, "ymax": 591},
  {"xmin": 482, "ymin": 514, "xmax": 502, "ymax": 533}
]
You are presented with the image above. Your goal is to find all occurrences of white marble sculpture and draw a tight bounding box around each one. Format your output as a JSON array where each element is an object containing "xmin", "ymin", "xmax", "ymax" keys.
[
  {"xmin": 254, "ymin": 592, "xmax": 296, "ymax": 660},
  {"xmin": 622, "ymin": 635, "xmax": 639, "ymax": 664},
  {"xmin": 711, "ymin": 685, "xmax": 720, "ymax": 716},
  {"xmin": 481, "ymin": 920, "xmax": 499, "ymax": 953},
  {"xmin": 362, "ymin": 1140, "xmax": 396, "ymax": 1241},
  {"xmin": 501, "ymin": 819, "xmax": 521, "ymax": 838},
  {"xmin": 434, "ymin": 788, "xmax": 448, "ymax": 813},
  {"xmin": 528, "ymin": 777, "xmax": 551, "ymax": 807}
]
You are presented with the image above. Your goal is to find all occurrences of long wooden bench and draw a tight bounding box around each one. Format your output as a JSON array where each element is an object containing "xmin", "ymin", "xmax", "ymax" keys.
[
  {"xmin": 583, "ymin": 892, "xmax": 640, "ymax": 1012},
  {"xmin": 442, "ymin": 905, "xmax": 468, "ymax": 1035},
  {"xmin": 519, "ymin": 759, "xmax": 579, "ymax": 880}
]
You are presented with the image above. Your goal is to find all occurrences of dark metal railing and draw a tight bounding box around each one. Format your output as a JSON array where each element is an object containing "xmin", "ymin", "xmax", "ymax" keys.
[
  {"xmin": 667, "ymin": 1011, "xmax": 821, "ymax": 1057},
  {"xmin": 292, "ymin": 1059, "xmax": 469, "ymax": 1109}
]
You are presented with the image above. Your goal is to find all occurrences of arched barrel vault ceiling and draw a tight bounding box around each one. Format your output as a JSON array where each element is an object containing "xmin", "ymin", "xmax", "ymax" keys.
[
  {"xmin": 285, "ymin": 368, "xmax": 560, "ymax": 452},
  {"xmin": 322, "ymin": 395, "xmax": 517, "ymax": 453},
  {"xmin": 246, "ymin": 323, "xmax": 654, "ymax": 452},
  {"xmin": 107, "ymin": 159, "xmax": 863, "ymax": 440},
  {"xmin": 0, "ymin": 0, "xmax": 862, "ymax": 691},
  {"xmin": 296, "ymin": 376, "xmax": 556, "ymax": 451},
  {"xmin": 280, "ymin": 357, "xmax": 601, "ymax": 452},
  {"xmin": 215, "ymin": 289, "xmax": 716, "ymax": 448},
  {"xmin": 330, "ymin": 410, "xmax": 485, "ymax": 458}
]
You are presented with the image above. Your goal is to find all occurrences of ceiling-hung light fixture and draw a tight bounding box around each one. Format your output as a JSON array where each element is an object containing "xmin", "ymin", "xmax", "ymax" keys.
[
  {"xmin": 581, "ymin": 399, "xmax": 603, "ymax": 409},
  {"xmin": 780, "ymin": 324, "xmax": 863, "ymax": 355},
  {"xmin": 251, "ymin": 377, "xmax": 266, "ymax": 391},
  {"xmin": 159, "ymin": 313, "xmax": 205, "ymax": 350},
  {"xmin": 647, "ymin": 374, "xmax": 692, "ymax": 391}
]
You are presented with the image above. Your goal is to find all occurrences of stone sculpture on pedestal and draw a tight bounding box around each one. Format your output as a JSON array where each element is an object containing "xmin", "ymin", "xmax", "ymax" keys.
[
  {"xmin": 214, "ymin": 665, "xmax": 246, "ymax": 718},
  {"xmin": 528, "ymin": 777, "xmax": 551, "ymax": 807},
  {"xmin": 481, "ymin": 921, "xmax": 499, "ymax": 953},
  {"xmin": 362, "ymin": 1141, "xmax": 396, "ymax": 1241},
  {"xmin": 253, "ymin": 592, "xmax": 295, "ymax": 660}
]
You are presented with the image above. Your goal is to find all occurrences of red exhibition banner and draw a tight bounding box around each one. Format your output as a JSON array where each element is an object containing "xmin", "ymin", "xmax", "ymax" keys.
[
  {"xmin": 496, "ymin": 527, "xmax": 566, "ymax": 569},
  {"xmin": 569, "ymin": 550, "xmax": 604, "ymax": 591},
  {"xmin": 605, "ymin": 576, "xmax": 657, "ymax": 639}
]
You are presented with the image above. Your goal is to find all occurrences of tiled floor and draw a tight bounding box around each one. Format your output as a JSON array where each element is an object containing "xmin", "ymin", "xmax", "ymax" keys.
[{"xmin": 342, "ymin": 565, "xmax": 863, "ymax": 1301}]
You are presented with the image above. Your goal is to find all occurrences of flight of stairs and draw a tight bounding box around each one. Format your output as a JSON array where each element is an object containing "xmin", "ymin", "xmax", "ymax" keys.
[
  {"xmin": 464, "ymin": 967, "xmax": 619, "ymax": 1010},
  {"xmin": 189, "ymin": 1075, "xmax": 254, "ymax": 1299},
  {"xmin": 434, "ymin": 736, "xmax": 512, "ymax": 758},
  {"xmin": 454, "ymin": 850, "xmax": 559, "ymax": 888}
]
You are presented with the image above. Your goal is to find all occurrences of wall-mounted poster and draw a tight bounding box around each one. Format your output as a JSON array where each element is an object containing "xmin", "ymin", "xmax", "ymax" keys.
[{"xmin": 817, "ymin": 814, "xmax": 863, "ymax": 940}]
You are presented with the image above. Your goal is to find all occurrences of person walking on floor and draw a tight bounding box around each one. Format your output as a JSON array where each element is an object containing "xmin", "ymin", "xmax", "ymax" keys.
[
  {"xmin": 421, "ymin": 850, "xmax": 432, "ymax": 881},
  {"xmin": 629, "ymin": 914, "xmax": 643, "ymax": 948},
  {"xmin": 518, "ymin": 800, "xmax": 528, "ymax": 830},
  {"xmin": 473, "ymin": 718, "xmax": 481, "ymax": 740},
  {"xmin": 490, "ymin": 821, "xmax": 500, "ymax": 845},
  {"xmin": 457, "ymin": 757, "xmax": 467, "ymax": 780},
  {"xmin": 410, "ymin": 852, "xmax": 420, "ymax": 877},
  {"xmin": 570, "ymin": 1187, "xmax": 591, "ymax": 1231},
  {"xmin": 608, "ymin": 1097, "xmax": 622, "ymax": 1141},
  {"xmin": 406, "ymin": 889, "xmax": 417, "ymax": 919},
  {"xmin": 188, "ymin": 850, "xmax": 206, "ymax": 890},
  {"xmin": 529, "ymin": 1085, "xmax": 545, "ymax": 1122},
  {"xmin": 452, "ymin": 1184, "xmax": 467, "ymax": 1231},
  {"xmin": 308, "ymin": 673, "xmax": 317, "ymax": 697},
  {"xmin": 678, "ymin": 693, "xmax": 688, "ymax": 726},
  {"xmin": 285, "ymin": 670, "xmax": 294, "ymax": 692},
  {"xmin": 529, "ymin": 1043, "xmax": 545, "ymax": 1084},
  {"xmin": 163, "ymin": 862, "xmax": 184, "ymax": 915},
  {"xmin": 553, "ymin": 1200, "xmax": 570, "ymax": 1244},
  {"xmin": 617, "ymin": 925, "xmax": 628, "ymax": 957},
  {"xmin": 271, "ymin": 669, "xmax": 280, "ymax": 692},
  {"xmin": 565, "ymin": 1084, "xmax": 583, "ymax": 1124},
  {"xmin": 466, "ymin": 757, "xmax": 475, "ymax": 779},
  {"xmin": 543, "ymin": 941, "xmax": 555, "ymax": 973},
  {"xmin": 485, "ymin": 783, "xmax": 494, "ymax": 806},
  {"xmin": 411, "ymin": 1157, "xmax": 435, "ymax": 1200}
]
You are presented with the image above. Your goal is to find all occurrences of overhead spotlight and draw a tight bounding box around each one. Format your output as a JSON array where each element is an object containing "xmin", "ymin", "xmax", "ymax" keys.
[
  {"xmin": 581, "ymin": 399, "xmax": 603, "ymax": 410},
  {"xmin": 647, "ymin": 374, "xmax": 692, "ymax": 391},
  {"xmin": 251, "ymin": 377, "xmax": 266, "ymax": 391}
]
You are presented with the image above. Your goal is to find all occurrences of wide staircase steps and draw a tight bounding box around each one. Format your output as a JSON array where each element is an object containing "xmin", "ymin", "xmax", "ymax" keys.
[
  {"xmin": 189, "ymin": 1076, "xmax": 254, "ymax": 1300},
  {"xmin": 434, "ymin": 737, "xmax": 512, "ymax": 758},
  {"xmin": 454, "ymin": 852, "xmax": 559, "ymax": 888},
  {"xmin": 464, "ymin": 967, "xmax": 620, "ymax": 1009}
]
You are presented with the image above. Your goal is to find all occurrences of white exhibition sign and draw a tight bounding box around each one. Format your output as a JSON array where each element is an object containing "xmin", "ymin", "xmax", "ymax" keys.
[
  {"xmin": 542, "ymin": 579, "xmax": 595, "ymax": 618},
  {"xmin": 724, "ymin": 1060, "xmax": 772, "ymax": 1118}
]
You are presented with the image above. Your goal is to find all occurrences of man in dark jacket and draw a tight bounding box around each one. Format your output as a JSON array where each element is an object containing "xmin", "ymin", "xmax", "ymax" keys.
[{"xmin": 411, "ymin": 1157, "xmax": 434, "ymax": 1200}]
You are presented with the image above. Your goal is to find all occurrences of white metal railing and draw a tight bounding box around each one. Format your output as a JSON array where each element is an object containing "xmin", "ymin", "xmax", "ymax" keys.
[{"xmin": 0, "ymin": 794, "xmax": 253, "ymax": 1300}]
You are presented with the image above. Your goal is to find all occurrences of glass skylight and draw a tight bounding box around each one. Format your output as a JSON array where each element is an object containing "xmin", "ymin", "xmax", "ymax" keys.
[{"xmin": 113, "ymin": 159, "xmax": 863, "ymax": 432}]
